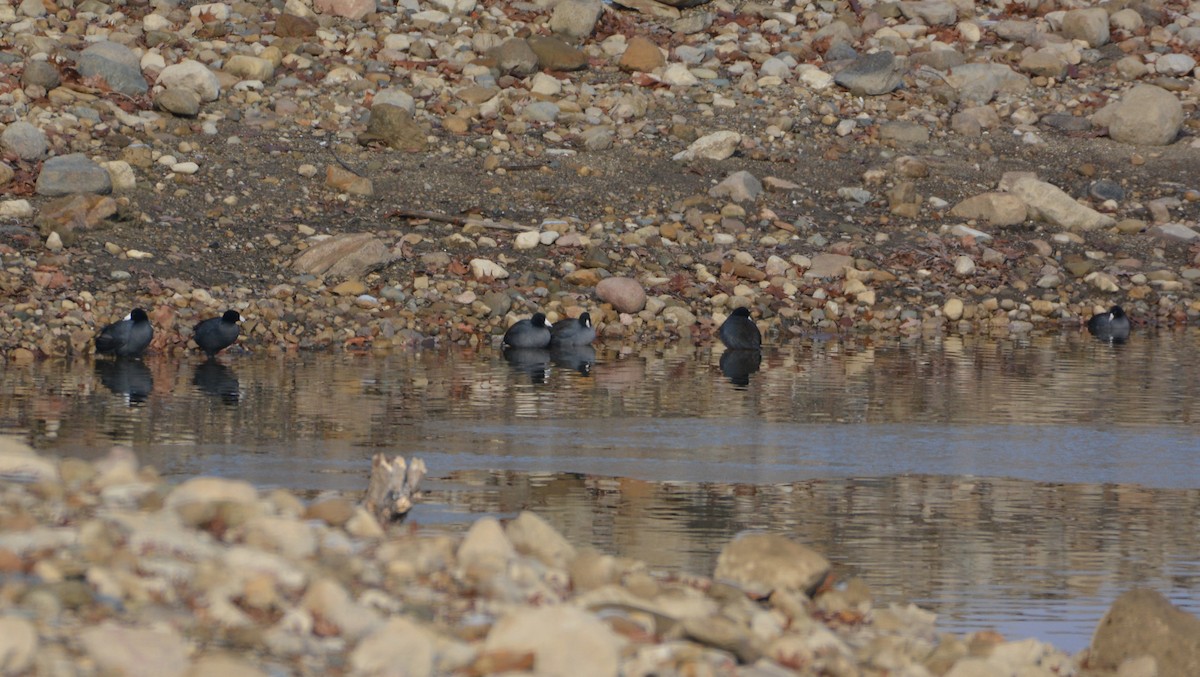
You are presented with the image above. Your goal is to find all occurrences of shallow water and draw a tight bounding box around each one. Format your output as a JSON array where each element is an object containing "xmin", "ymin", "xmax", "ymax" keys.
[{"xmin": 3, "ymin": 330, "xmax": 1200, "ymax": 653}]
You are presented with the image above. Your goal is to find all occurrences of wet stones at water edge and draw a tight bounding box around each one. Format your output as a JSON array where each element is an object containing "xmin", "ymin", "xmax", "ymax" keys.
[
  {"xmin": 503, "ymin": 312, "xmax": 553, "ymax": 349},
  {"xmin": 719, "ymin": 307, "xmax": 762, "ymax": 351},
  {"xmin": 192, "ymin": 310, "xmax": 242, "ymax": 357},
  {"xmin": 1088, "ymin": 305, "xmax": 1131, "ymax": 343},
  {"xmin": 94, "ymin": 308, "xmax": 153, "ymax": 358}
]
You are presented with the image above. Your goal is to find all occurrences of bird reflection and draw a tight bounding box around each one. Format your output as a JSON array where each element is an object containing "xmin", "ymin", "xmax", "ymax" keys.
[
  {"xmin": 95, "ymin": 358, "xmax": 153, "ymax": 404},
  {"xmin": 193, "ymin": 359, "xmax": 240, "ymax": 404},
  {"xmin": 551, "ymin": 344, "xmax": 596, "ymax": 376},
  {"xmin": 504, "ymin": 347, "xmax": 552, "ymax": 384},
  {"xmin": 720, "ymin": 350, "xmax": 762, "ymax": 387}
]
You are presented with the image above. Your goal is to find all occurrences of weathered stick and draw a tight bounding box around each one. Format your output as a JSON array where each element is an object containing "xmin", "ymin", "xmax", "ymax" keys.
[
  {"xmin": 386, "ymin": 209, "xmax": 536, "ymax": 232},
  {"xmin": 364, "ymin": 454, "xmax": 427, "ymax": 522}
]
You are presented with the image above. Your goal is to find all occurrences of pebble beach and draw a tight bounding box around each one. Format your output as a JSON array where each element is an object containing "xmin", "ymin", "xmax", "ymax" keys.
[{"xmin": 0, "ymin": 0, "xmax": 1199, "ymax": 358}]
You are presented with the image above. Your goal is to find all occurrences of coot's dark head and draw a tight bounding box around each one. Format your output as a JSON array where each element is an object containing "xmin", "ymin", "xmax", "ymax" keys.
[
  {"xmin": 730, "ymin": 306, "xmax": 751, "ymax": 318},
  {"xmin": 222, "ymin": 310, "xmax": 242, "ymax": 323},
  {"xmin": 1109, "ymin": 305, "xmax": 1126, "ymax": 319},
  {"xmin": 531, "ymin": 313, "xmax": 551, "ymax": 328},
  {"xmin": 130, "ymin": 308, "xmax": 149, "ymax": 323},
  {"xmin": 579, "ymin": 312, "xmax": 592, "ymax": 328}
]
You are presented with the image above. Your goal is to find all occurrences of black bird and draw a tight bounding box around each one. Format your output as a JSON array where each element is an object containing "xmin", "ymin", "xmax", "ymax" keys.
[
  {"xmin": 550, "ymin": 312, "xmax": 596, "ymax": 347},
  {"xmin": 503, "ymin": 313, "xmax": 552, "ymax": 349},
  {"xmin": 95, "ymin": 358, "xmax": 153, "ymax": 403},
  {"xmin": 1087, "ymin": 305, "xmax": 1131, "ymax": 342},
  {"xmin": 718, "ymin": 307, "xmax": 762, "ymax": 350},
  {"xmin": 95, "ymin": 308, "xmax": 153, "ymax": 357},
  {"xmin": 193, "ymin": 310, "xmax": 241, "ymax": 357}
]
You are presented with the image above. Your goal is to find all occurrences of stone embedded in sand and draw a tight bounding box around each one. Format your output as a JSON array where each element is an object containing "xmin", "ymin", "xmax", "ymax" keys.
[
  {"xmin": 709, "ymin": 170, "xmax": 763, "ymax": 203},
  {"xmin": 619, "ymin": 35, "xmax": 665, "ymax": 72},
  {"xmin": 36, "ymin": 194, "xmax": 118, "ymax": 244},
  {"xmin": 528, "ymin": 36, "xmax": 587, "ymax": 71},
  {"xmin": 158, "ymin": 59, "xmax": 221, "ymax": 101},
  {"xmin": 155, "ymin": 87, "xmax": 202, "ymax": 117},
  {"xmin": 78, "ymin": 41, "xmax": 148, "ymax": 95},
  {"xmin": 0, "ymin": 121, "xmax": 48, "ymax": 161},
  {"xmin": 1061, "ymin": 8, "xmax": 1109, "ymax": 47},
  {"xmin": 549, "ymin": 0, "xmax": 603, "ymax": 40},
  {"xmin": 36, "ymin": 154, "xmax": 113, "ymax": 196},
  {"xmin": 950, "ymin": 192, "xmax": 1027, "ymax": 226},
  {"xmin": 596, "ymin": 276, "xmax": 646, "ymax": 313},
  {"xmin": 313, "ymin": 0, "xmax": 375, "ymax": 20},
  {"xmin": 834, "ymin": 51, "xmax": 903, "ymax": 96},
  {"xmin": 1093, "ymin": 85, "xmax": 1183, "ymax": 146},
  {"xmin": 468, "ymin": 258, "xmax": 509, "ymax": 280},
  {"xmin": 225, "ymin": 54, "xmax": 275, "ymax": 81},
  {"xmin": 489, "ymin": 38, "xmax": 539, "ymax": 77},
  {"xmin": 358, "ymin": 104, "xmax": 428, "ymax": 151},
  {"xmin": 291, "ymin": 233, "xmax": 393, "ymax": 279},
  {"xmin": 714, "ymin": 532, "xmax": 831, "ymax": 596},
  {"xmin": 805, "ymin": 253, "xmax": 854, "ymax": 278}
]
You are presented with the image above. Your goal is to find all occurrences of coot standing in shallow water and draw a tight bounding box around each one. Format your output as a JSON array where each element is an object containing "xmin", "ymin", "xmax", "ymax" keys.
[
  {"xmin": 503, "ymin": 313, "xmax": 552, "ymax": 349},
  {"xmin": 550, "ymin": 311, "xmax": 596, "ymax": 347},
  {"xmin": 95, "ymin": 308, "xmax": 153, "ymax": 357},
  {"xmin": 718, "ymin": 307, "xmax": 762, "ymax": 350},
  {"xmin": 193, "ymin": 310, "xmax": 242, "ymax": 357},
  {"xmin": 1087, "ymin": 305, "xmax": 1131, "ymax": 342}
]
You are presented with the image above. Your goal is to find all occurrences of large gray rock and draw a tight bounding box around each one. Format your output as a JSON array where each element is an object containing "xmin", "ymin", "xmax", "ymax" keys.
[
  {"xmin": 709, "ymin": 170, "xmax": 762, "ymax": 203},
  {"xmin": 78, "ymin": 41, "xmax": 148, "ymax": 95},
  {"xmin": 490, "ymin": 38, "xmax": 539, "ymax": 77},
  {"xmin": 1089, "ymin": 589, "xmax": 1200, "ymax": 675},
  {"xmin": 834, "ymin": 51, "xmax": 904, "ymax": 96},
  {"xmin": 484, "ymin": 606, "xmax": 621, "ymax": 677},
  {"xmin": 1008, "ymin": 176, "xmax": 1114, "ymax": 231},
  {"xmin": 21, "ymin": 59, "xmax": 60, "ymax": 89},
  {"xmin": 155, "ymin": 88, "xmax": 201, "ymax": 117},
  {"xmin": 596, "ymin": 276, "xmax": 646, "ymax": 313},
  {"xmin": 1093, "ymin": 85, "xmax": 1183, "ymax": 146},
  {"xmin": 943, "ymin": 63, "xmax": 1029, "ymax": 105},
  {"xmin": 290, "ymin": 233, "xmax": 394, "ymax": 279},
  {"xmin": 1061, "ymin": 8, "xmax": 1109, "ymax": 47},
  {"xmin": 35, "ymin": 153, "xmax": 113, "ymax": 196},
  {"xmin": 714, "ymin": 532, "xmax": 831, "ymax": 596},
  {"xmin": 549, "ymin": 0, "xmax": 603, "ymax": 40},
  {"xmin": 1, "ymin": 121, "xmax": 48, "ymax": 160}
]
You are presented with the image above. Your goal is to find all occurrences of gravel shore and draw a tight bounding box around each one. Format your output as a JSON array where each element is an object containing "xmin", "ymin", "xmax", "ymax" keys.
[
  {"xmin": 3, "ymin": 439, "xmax": 1199, "ymax": 676},
  {"xmin": 2, "ymin": 0, "xmax": 1200, "ymax": 358}
]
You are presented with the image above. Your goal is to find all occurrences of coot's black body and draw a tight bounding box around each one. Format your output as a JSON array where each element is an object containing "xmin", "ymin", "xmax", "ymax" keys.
[
  {"xmin": 95, "ymin": 309, "xmax": 153, "ymax": 358},
  {"xmin": 503, "ymin": 313, "xmax": 553, "ymax": 349},
  {"xmin": 1087, "ymin": 305, "xmax": 1131, "ymax": 342},
  {"xmin": 194, "ymin": 310, "xmax": 241, "ymax": 357},
  {"xmin": 718, "ymin": 307, "xmax": 762, "ymax": 351},
  {"xmin": 550, "ymin": 312, "xmax": 596, "ymax": 347}
]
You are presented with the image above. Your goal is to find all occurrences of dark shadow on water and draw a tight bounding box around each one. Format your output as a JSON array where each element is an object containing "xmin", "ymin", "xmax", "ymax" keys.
[
  {"xmin": 551, "ymin": 344, "xmax": 595, "ymax": 376},
  {"xmin": 503, "ymin": 347, "xmax": 552, "ymax": 384},
  {"xmin": 193, "ymin": 359, "xmax": 240, "ymax": 404},
  {"xmin": 95, "ymin": 358, "xmax": 152, "ymax": 404},
  {"xmin": 719, "ymin": 349, "xmax": 761, "ymax": 387}
]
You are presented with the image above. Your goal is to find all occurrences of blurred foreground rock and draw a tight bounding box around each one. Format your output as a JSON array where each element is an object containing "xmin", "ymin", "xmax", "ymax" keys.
[{"xmin": 0, "ymin": 437, "xmax": 1195, "ymax": 676}]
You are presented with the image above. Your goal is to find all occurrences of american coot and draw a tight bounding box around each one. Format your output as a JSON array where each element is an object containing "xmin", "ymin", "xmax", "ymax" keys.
[
  {"xmin": 95, "ymin": 308, "xmax": 153, "ymax": 357},
  {"xmin": 551, "ymin": 311, "xmax": 596, "ymax": 347},
  {"xmin": 503, "ymin": 313, "xmax": 552, "ymax": 349},
  {"xmin": 194, "ymin": 310, "xmax": 242, "ymax": 357},
  {"xmin": 719, "ymin": 307, "xmax": 762, "ymax": 350},
  {"xmin": 1087, "ymin": 305, "xmax": 1131, "ymax": 342}
]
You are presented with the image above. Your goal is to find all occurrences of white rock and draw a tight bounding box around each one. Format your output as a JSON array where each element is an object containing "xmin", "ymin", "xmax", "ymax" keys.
[
  {"xmin": 189, "ymin": 2, "xmax": 230, "ymax": 20},
  {"xmin": 0, "ymin": 617, "xmax": 37, "ymax": 674},
  {"xmin": 142, "ymin": 12, "xmax": 174, "ymax": 31},
  {"xmin": 46, "ymin": 231, "xmax": 63, "ymax": 252},
  {"xmin": 171, "ymin": 162, "xmax": 200, "ymax": 174},
  {"xmin": 514, "ymin": 231, "xmax": 541, "ymax": 250},
  {"xmin": 468, "ymin": 258, "xmax": 509, "ymax": 279},
  {"xmin": 102, "ymin": 161, "xmax": 136, "ymax": 191},
  {"xmin": 943, "ymin": 298, "xmax": 964, "ymax": 320},
  {"xmin": 661, "ymin": 62, "xmax": 699, "ymax": 86},
  {"xmin": 673, "ymin": 130, "xmax": 742, "ymax": 162},
  {"xmin": 1155, "ymin": 53, "xmax": 1197, "ymax": 76},
  {"xmin": 954, "ymin": 255, "xmax": 976, "ymax": 276},
  {"xmin": 0, "ymin": 437, "xmax": 58, "ymax": 483},
  {"xmin": 484, "ymin": 606, "xmax": 621, "ymax": 677},
  {"xmin": 529, "ymin": 72, "xmax": 562, "ymax": 96},
  {"xmin": 0, "ymin": 199, "xmax": 33, "ymax": 219},
  {"xmin": 157, "ymin": 59, "xmax": 220, "ymax": 102},
  {"xmin": 797, "ymin": 64, "xmax": 834, "ymax": 89}
]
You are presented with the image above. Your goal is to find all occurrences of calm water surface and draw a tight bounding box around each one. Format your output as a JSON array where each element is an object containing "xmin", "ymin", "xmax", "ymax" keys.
[{"xmin": 3, "ymin": 330, "xmax": 1199, "ymax": 653}]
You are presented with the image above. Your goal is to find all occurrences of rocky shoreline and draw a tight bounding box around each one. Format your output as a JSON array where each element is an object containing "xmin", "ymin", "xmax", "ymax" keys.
[
  {"xmin": 2, "ymin": 438, "xmax": 1198, "ymax": 676},
  {"xmin": 1, "ymin": 0, "xmax": 1200, "ymax": 359}
]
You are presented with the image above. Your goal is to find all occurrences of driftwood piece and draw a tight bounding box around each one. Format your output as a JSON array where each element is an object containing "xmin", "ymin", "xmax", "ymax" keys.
[
  {"xmin": 364, "ymin": 454, "xmax": 427, "ymax": 522},
  {"xmin": 385, "ymin": 208, "xmax": 535, "ymax": 232}
]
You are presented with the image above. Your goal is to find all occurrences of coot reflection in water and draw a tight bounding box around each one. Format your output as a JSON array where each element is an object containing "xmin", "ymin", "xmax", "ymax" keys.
[
  {"xmin": 95, "ymin": 358, "xmax": 153, "ymax": 404},
  {"xmin": 193, "ymin": 359, "xmax": 241, "ymax": 404},
  {"xmin": 503, "ymin": 347, "xmax": 552, "ymax": 384},
  {"xmin": 550, "ymin": 344, "xmax": 595, "ymax": 376},
  {"xmin": 720, "ymin": 349, "xmax": 762, "ymax": 387}
]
